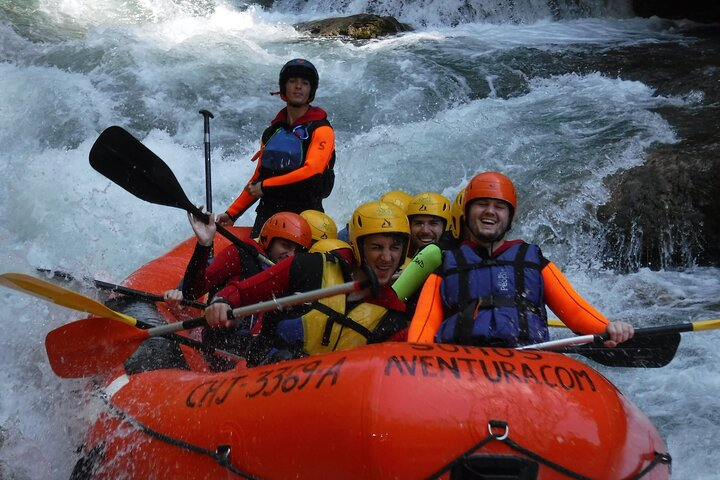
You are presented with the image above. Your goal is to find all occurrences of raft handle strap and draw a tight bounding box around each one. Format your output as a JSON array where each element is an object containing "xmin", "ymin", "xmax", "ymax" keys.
[
  {"xmin": 632, "ymin": 452, "xmax": 672, "ymax": 479},
  {"xmin": 427, "ymin": 419, "xmax": 670, "ymax": 480}
]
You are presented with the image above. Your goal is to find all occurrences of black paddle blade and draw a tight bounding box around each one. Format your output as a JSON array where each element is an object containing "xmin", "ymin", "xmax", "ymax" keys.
[
  {"xmin": 562, "ymin": 333, "xmax": 681, "ymax": 368},
  {"xmin": 89, "ymin": 126, "xmax": 194, "ymax": 212},
  {"xmin": 89, "ymin": 126, "xmax": 273, "ymax": 266}
]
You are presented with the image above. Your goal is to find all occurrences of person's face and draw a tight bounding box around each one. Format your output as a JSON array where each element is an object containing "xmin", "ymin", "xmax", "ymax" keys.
[
  {"xmin": 409, "ymin": 215, "xmax": 445, "ymax": 249},
  {"xmin": 285, "ymin": 77, "xmax": 311, "ymax": 107},
  {"xmin": 361, "ymin": 233, "xmax": 405, "ymax": 286},
  {"xmin": 267, "ymin": 238, "xmax": 303, "ymax": 262},
  {"xmin": 466, "ymin": 199, "xmax": 511, "ymax": 245}
]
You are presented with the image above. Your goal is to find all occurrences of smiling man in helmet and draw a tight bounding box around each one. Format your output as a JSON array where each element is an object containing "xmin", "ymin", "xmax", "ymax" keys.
[
  {"xmin": 406, "ymin": 192, "xmax": 453, "ymax": 256},
  {"xmin": 203, "ymin": 201, "xmax": 411, "ymax": 365},
  {"xmin": 217, "ymin": 59, "xmax": 336, "ymax": 236},
  {"xmin": 409, "ymin": 171, "xmax": 634, "ymax": 348}
]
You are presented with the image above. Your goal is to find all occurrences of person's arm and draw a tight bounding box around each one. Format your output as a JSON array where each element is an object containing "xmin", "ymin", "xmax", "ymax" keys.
[
  {"xmin": 407, "ymin": 273, "xmax": 445, "ymax": 343},
  {"xmin": 543, "ymin": 262, "xmax": 634, "ymax": 346},
  {"xmin": 212, "ymin": 256, "xmax": 295, "ymax": 307},
  {"xmin": 260, "ymin": 125, "xmax": 334, "ymax": 189},
  {"xmin": 222, "ymin": 161, "xmax": 262, "ymax": 222},
  {"xmin": 182, "ymin": 244, "xmax": 248, "ymax": 301},
  {"xmin": 542, "ymin": 261, "xmax": 609, "ymax": 334},
  {"xmin": 175, "ymin": 211, "xmax": 217, "ymax": 300},
  {"xmin": 204, "ymin": 256, "xmax": 294, "ymax": 327},
  {"xmin": 180, "ymin": 243, "xmax": 213, "ymax": 300}
]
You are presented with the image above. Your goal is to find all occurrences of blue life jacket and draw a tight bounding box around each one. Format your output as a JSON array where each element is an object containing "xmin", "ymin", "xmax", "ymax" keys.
[
  {"xmin": 436, "ymin": 242, "xmax": 549, "ymax": 346},
  {"xmin": 257, "ymin": 119, "xmax": 336, "ymax": 207},
  {"xmin": 259, "ymin": 124, "xmax": 308, "ymax": 173}
]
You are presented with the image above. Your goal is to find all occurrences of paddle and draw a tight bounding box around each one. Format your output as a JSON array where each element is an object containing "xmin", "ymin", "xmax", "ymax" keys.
[
  {"xmin": 518, "ymin": 319, "xmax": 720, "ymax": 368},
  {"xmin": 45, "ymin": 317, "xmax": 240, "ymax": 378},
  {"xmin": 2, "ymin": 271, "xmax": 375, "ymax": 332},
  {"xmin": 45, "ymin": 278, "xmax": 375, "ymax": 377},
  {"xmin": 6, "ymin": 270, "xmax": 376, "ymax": 377},
  {"xmin": 36, "ymin": 268, "xmax": 207, "ymax": 310},
  {"xmin": 199, "ymin": 109, "xmax": 214, "ymax": 213},
  {"xmin": 88, "ymin": 126, "xmax": 273, "ymax": 266},
  {"xmin": 1, "ymin": 272, "xmax": 141, "ymax": 327}
]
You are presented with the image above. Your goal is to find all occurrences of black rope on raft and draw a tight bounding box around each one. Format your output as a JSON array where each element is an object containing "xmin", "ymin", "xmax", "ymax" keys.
[
  {"xmin": 427, "ymin": 419, "xmax": 671, "ymax": 480},
  {"xmin": 91, "ymin": 384, "xmax": 261, "ymax": 479}
]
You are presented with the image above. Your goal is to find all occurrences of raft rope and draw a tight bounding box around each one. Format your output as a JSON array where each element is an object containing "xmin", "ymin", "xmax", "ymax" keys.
[
  {"xmin": 92, "ymin": 384, "xmax": 260, "ymax": 479},
  {"xmin": 428, "ymin": 419, "xmax": 672, "ymax": 480}
]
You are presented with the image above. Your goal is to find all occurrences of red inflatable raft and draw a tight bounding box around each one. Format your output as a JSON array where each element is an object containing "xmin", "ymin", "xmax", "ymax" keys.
[{"xmin": 70, "ymin": 232, "xmax": 671, "ymax": 480}]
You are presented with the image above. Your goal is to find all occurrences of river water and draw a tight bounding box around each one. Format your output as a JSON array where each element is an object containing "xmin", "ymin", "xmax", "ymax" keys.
[{"xmin": 1, "ymin": 0, "xmax": 719, "ymax": 478}]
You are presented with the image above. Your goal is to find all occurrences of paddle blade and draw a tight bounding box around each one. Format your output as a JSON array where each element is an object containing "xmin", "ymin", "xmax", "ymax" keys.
[
  {"xmin": 563, "ymin": 333, "xmax": 681, "ymax": 368},
  {"xmin": 45, "ymin": 317, "xmax": 147, "ymax": 378},
  {"xmin": 0, "ymin": 272, "xmax": 138, "ymax": 326},
  {"xmin": 89, "ymin": 126, "xmax": 194, "ymax": 211}
]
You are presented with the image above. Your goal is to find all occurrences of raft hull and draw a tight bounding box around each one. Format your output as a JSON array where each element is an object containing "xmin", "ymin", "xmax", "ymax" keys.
[{"xmin": 72, "ymin": 233, "xmax": 670, "ymax": 479}]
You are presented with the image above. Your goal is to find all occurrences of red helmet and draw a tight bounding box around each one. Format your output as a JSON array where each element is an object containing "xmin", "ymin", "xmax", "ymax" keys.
[
  {"xmin": 463, "ymin": 172, "xmax": 517, "ymax": 220},
  {"xmin": 259, "ymin": 212, "xmax": 313, "ymax": 251}
]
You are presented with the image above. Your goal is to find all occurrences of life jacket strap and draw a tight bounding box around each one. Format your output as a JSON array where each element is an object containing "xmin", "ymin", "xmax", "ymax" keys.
[{"xmin": 313, "ymin": 302, "xmax": 374, "ymax": 347}]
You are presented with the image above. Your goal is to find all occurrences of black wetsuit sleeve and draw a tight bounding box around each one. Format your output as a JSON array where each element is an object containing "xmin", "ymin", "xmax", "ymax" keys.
[{"xmin": 181, "ymin": 243, "xmax": 213, "ymax": 300}]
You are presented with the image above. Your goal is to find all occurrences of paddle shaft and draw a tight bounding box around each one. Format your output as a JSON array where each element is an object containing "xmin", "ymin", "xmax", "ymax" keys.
[
  {"xmin": 148, "ymin": 278, "xmax": 371, "ymax": 336},
  {"xmin": 156, "ymin": 327, "xmax": 241, "ymax": 359},
  {"xmin": 199, "ymin": 109, "xmax": 214, "ymax": 213},
  {"xmin": 519, "ymin": 319, "xmax": 720, "ymax": 351},
  {"xmin": 37, "ymin": 268, "xmax": 207, "ymax": 310}
]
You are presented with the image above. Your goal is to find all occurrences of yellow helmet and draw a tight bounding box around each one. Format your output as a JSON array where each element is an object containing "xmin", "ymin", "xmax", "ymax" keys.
[
  {"xmin": 300, "ymin": 210, "xmax": 338, "ymax": 242},
  {"xmin": 379, "ymin": 190, "xmax": 413, "ymax": 212},
  {"xmin": 449, "ymin": 188, "xmax": 466, "ymax": 240},
  {"xmin": 349, "ymin": 201, "xmax": 410, "ymax": 263},
  {"xmin": 309, "ymin": 238, "xmax": 352, "ymax": 254},
  {"xmin": 406, "ymin": 192, "xmax": 452, "ymax": 230}
]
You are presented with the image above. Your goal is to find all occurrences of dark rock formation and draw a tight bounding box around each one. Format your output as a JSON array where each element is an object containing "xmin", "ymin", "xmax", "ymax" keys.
[
  {"xmin": 595, "ymin": 27, "xmax": 720, "ymax": 270},
  {"xmin": 295, "ymin": 14, "xmax": 412, "ymax": 40},
  {"xmin": 633, "ymin": 0, "xmax": 720, "ymax": 23},
  {"xmin": 598, "ymin": 146, "xmax": 720, "ymax": 271}
]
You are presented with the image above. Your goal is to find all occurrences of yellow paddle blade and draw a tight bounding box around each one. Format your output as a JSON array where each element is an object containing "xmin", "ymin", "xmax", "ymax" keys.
[
  {"xmin": 548, "ymin": 319, "xmax": 566, "ymax": 328},
  {"xmin": 692, "ymin": 319, "xmax": 720, "ymax": 331},
  {"xmin": 0, "ymin": 272, "xmax": 139, "ymax": 326}
]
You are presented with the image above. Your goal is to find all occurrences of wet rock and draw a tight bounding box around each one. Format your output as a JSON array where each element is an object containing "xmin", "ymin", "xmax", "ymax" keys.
[
  {"xmin": 593, "ymin": 28, "xmax": 720, "ymax": 270},
  {"xmin": 295, "ymin": 14, "xmax": 412, "ymax": 40},
  {"xmin": 598, "ymin": 143, "xmax": 720, "ymax": 271},
  {"xmin": 633, "ymin": 0, "xmax": 720, "ymax": 23}
]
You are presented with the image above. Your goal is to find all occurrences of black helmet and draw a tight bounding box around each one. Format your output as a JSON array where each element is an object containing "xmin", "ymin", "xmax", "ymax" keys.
[{"xmin": 279, "ymin": 58, "xmax": 319, "ymax": 102}]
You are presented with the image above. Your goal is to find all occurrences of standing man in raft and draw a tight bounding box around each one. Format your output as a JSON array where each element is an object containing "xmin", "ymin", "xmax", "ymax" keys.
[{"xmin": 217, "ymin": 59, "xmax": 335, "ymax": 236}]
